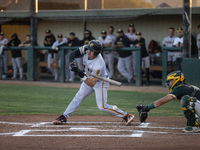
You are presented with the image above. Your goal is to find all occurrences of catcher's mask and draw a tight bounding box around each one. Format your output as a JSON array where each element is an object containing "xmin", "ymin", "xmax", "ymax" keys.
[{"xmin": 166, "ymin": 70, "xmax": 185, "ymax": 92}]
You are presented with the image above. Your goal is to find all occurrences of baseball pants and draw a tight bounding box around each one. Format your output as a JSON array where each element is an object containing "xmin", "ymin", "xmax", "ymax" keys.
[
  {"xmin": 1, "ymin": 51, "xmax": 8, "ymax": 74},
  {"xmin": 63, "ymin": 81, "xmax": 127, "ymax": 119},
  {"xmin": 168, "ymin": 51, "xmax": 176, "ymax": 62},
  {"xmin": 12, "ymin": 57, "xmax": 23, "ymax": 78},
  {"xmin": 132, "ymin": 51, "xmax": 136, "ymax": 76},
  {"xmin": 53, "ymin": 52, "xmax": 60, "ymax": 80},
  {"xmin": 117, "ymin": 56, "xmax": 133, "ymax": 80},
  {"xmin": 198, "ymin": 50, "xmax": 200, "ymax": 59},
  {"xmin": 142, "ymin": 56, "xmax": 150, "ymax": 69},
  {"xmin": 0, "ymin": 56, "xmax": 2, "ymax": 76},
  {"xmin": 47, "ymin": 53, "xmax": 55, "ymax": 76},
  {"xmin": 65, "ymin": 51, "xmax": 74, "ymax": 81},
  {"xmin": 103, "ymin": 51, "xmax": 114, "ymax": 78}
]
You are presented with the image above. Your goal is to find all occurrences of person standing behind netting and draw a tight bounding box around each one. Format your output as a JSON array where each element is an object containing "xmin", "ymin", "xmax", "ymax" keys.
[
  {"xmin": 98, "ymin": 30, "xmax": 113, "ymax": 79},
  {"xmin": 43, "ymin": 29, "xmax": 56, "ymax": 77},
  {"xmin": 133, "ymin": 32, "xmax": 150, "ymax": 86},
  {"xmin": 82, "ymin": 30, "xmax": 95, "ymax": 46},
  {"xmin": 67, "ymin": 32, "xmax": 81, "ymax": 82},
  {"xmin": 0, "ymin": 32, "xmax": 8, "ymax": 79},
  {"xmin": 125, "ymin": 23, "xmax": 136, "ymax": 79},
  {"xmin": 108, "ymin": 26, "xmax": 117, "ymax": 79},
  {"xmin": 51, "ymin": 33, "xmax": 68, "ymax": 81},
  {"xmin": 113, "ymin": 29, "xmax": 133, "ymax": 83},
  {"xmin": 7, "ymin": 33, "xmax": 23, "ymax": 80},
  {"xmin": 162, "ymin": 27, "xmax": 177, "ymax": 70},
  {"xmin": 173, "ymin": 27, "xmax": 183, "ymax": 70},
  {"xmin": 197, "ymin": 25, "xmax": 200, "ymax": 59}
]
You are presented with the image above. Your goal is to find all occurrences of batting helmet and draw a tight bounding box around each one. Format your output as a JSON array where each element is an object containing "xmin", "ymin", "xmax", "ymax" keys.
[
  {"xmin": 166, "ymin": 70, "xmax": 185, "ymax": 92},
  {"xmin": 86, "ymin": 40, "xmax": 103, "ymax": 56}
]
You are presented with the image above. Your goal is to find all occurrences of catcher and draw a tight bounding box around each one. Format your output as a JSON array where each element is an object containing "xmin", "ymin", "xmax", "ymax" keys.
[{"xmin": 137, "ymin": 71, "xmax": 200, "ymax": 133}]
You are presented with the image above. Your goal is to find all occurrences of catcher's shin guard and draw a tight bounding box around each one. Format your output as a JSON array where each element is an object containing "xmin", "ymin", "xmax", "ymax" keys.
[{"xmin": 181, "ymin": 95, "xmax": 200, "ymax": 126}]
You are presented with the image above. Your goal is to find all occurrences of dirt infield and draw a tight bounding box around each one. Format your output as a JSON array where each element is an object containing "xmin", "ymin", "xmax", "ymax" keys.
[
  {"xmin": 1, "ymin": 81, "xmax": 198, "ymax": 149},
  {"xmin": 0, "ymin": 115, "xmax": 200, "ymax": 150}
]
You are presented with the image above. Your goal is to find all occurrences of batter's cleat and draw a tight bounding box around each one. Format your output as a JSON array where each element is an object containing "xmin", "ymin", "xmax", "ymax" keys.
[
  {"xmin": 182, "ymin": 126, "xmax": 200, "ymax": 133},
  {"xmin": 122, "ymin": 114, "xmax": 134, "ymax": 126},
  {"xmin": 53, "ymin": 115, "xmax": 67, "ymax": 125}
]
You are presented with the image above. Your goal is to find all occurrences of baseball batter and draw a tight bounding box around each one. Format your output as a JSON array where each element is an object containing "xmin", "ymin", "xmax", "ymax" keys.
[
  {"xmin": 53, "ymin": 40, "xmax": 134, "ymax": 125},
  {"xmin": 162, "ymin": 27, "xmax": 177, "ymax": 62},
  {"xmin": 0, "ymin": 32, "xmax": 8, "ymax": 79},
  {"xmin": 98, "ymin": 30, "xmax": 114, "ymax": 78},
  {"xmin": 137, "ymin": 71, "xmax": 200, "ymax": 133},
  {"xmin": 197, "ymin": 25, "xmax": 200, "ymax": 59},
  {"xmin": 125, "ymin": 23, "xmax": 137, "ymax": 77}
]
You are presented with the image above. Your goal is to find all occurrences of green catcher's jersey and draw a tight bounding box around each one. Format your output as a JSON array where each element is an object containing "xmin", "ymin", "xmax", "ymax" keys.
[{"xmin": 168, "ymin": 83, "xmax": 200, "ymax": 101}]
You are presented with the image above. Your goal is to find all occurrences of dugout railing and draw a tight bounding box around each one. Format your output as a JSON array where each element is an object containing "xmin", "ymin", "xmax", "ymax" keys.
[
  {"xmin": 3, "ymin": 46, "xmax": 142, "ymax": 86},
  {"xmin": 162, "ymin": 46, "xmax": 182, "ymax": 86}
]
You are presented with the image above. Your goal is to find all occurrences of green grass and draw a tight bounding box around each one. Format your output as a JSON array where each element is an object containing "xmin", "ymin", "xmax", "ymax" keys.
[{"xmin": 0, "ymin": 84, "xmax": 183, "ymax": 117}]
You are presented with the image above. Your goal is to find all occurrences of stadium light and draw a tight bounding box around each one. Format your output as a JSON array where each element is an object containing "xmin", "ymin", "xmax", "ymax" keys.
[
  {"xmin": 85, "ymin": 0, "xmax": 87, "ymax": 10},
  {"xmin": 35, "ymin": 0, "xmax": 38, "ymax": 13}
]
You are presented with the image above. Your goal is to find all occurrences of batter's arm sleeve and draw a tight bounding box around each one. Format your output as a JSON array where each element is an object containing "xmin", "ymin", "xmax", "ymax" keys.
[{"xmin": 69, "ymin": 48, "xmax": 82, "ymax": 63}]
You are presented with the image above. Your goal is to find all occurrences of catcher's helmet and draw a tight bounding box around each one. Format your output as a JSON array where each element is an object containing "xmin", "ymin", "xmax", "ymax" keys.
[
  {"xmin": 166, "ymin": 70, "xmax": 185, "ymax": 92},
  {"xmin": 86, "ymin": 40, "xmax": 103, "ymax": 56}
]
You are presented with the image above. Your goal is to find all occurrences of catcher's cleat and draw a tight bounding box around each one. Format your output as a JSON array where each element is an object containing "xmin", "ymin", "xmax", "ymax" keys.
[
  {"xmin": 53, "ymin": 115, "xmax": 67, "ymax": 125},
  {"xmin": 136, "ymin": 103, "xmax": 149, "ymax": 123},
  {"xmin": 122, "ymin": 114, "xmax": 134, "ymax": 126},
  {"xmin": 182, "ymin": 126, "xmax": 200, "ymax": 133}
]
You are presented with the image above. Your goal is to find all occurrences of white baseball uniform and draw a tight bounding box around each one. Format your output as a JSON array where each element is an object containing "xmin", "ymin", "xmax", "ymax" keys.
[
  {"xmin": 125, "ymin": 32, "xmax": 136, "ymax": 76},
  {"xmin": 162, "ymin": 35, "xmax": 177, "ymax": 61},
  {"xmin": 52, "ymin": 38, "xmax": 68, "ymax": 80},
  {"xmin": 63, "ymin": 46, "xmax": 127, "ymax": 118},
  {"xmin": 98, "ymin": 35, "xmax": 114, "ymax": 78},
  {"xmin": 0, "ymin": 38, "xmax": 8, "ymax": 76},
  {"xmin": 173, "ymin": 36, "xmax": 183, "ymax": 58},
  {"xmin": 196, "ymin": 33, "xmax": 200, "ymax": 59}
]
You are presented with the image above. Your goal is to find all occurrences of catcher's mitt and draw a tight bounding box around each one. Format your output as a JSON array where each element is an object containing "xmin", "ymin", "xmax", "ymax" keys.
[{"xmin": 136, "ymin": 104, "xmax": 149, "ymax": 123}]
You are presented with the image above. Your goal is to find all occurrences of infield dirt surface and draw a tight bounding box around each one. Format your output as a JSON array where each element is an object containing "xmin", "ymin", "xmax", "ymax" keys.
[{"xmin": 0, "ymin": 80, "xmax": 199, "ymax": 150}]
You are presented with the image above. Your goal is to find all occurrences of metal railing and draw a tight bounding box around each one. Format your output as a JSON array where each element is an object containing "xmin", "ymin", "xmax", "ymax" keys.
[{"xmin": 4, "ymin": 46, "xmax": 142, "ymax": 86}]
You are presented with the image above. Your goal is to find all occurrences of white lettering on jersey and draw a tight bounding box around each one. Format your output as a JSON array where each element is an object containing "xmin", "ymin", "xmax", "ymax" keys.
[{"xmin": 163, "ymin": 36, "xmax": 177, "ymax": 47}]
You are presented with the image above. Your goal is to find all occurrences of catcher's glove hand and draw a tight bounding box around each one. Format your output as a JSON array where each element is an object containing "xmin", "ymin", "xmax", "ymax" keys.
[{"xmin": 136, "ymin": 104, "xmax": 149, "ymax": 123}]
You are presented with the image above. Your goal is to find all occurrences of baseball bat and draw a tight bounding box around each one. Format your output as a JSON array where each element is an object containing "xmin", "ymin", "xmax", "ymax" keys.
[{"xmin": 85, "ymin": 73, "xmax": 122, "ymax": 87}]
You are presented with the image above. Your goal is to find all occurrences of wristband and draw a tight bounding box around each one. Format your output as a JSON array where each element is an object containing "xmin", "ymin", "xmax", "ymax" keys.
[{"xmin": 82, "ymin": 76, "xmax": 87, "ymax": 81}]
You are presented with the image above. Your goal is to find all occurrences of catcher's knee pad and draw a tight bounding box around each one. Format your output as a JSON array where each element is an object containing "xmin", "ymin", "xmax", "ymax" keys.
[{"xmin": 180, "ymin": 95, "xmax": 199, "ymax": 126}]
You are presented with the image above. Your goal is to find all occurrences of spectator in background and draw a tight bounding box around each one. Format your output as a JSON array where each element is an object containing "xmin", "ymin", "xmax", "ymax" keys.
[
  {"xmin": 66, "ymin": 32, "xmax": 81, "ymax": 82},
  {"xmin": 197, "ymin": 25, "xmax": 200, "ymax": 59},
  {"xmin": 51, "ymin": 33, "xmax": 68, "ymax": 81},
  {"xmin": 7, "ymin": 33, "xmax": 23, "ymax": 79},
  {"xmin": 19, "ymin": 35, "xmax": 40, "ymax": 80},
  {"xmin": 126, "ymin": 23, "xmax": 137, "ymax": 79},
  {"xmin": 82, "ymin": 30, "xmax": 95, "ymax": 45},
  {"xmin": 108, "ymin": 26, "xmax": 117, "ymax": 78},
  {"xmin": 98, "ymin": 30, "xmax": 113, "ymax": 78},
  {"xmin": 163, "ymin": 27, "xmax": 177, "ymax": 70},
  {"xmin": 133, "ymin": 32, "xmax": 150, "ymax": 86},
  {"xmin": 173, "ymin": 27, "xmax": 183, "ymax": 70},
  {"xmin": 113, "ymin": 29, "xmax": 132, "ymax": 83},
  {"xmin": 0, "ymin": 32, "xmax": 8, "ymax": 79},
  {"xmin": 43, "ymin": 29, "xmax": 56, "ymax": 77}
]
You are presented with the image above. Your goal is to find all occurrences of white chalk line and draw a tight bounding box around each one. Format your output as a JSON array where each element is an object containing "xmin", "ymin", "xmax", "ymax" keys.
[{"xmin": 0, "ymin": 121, "xmax": 184, "ymax": 130}]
